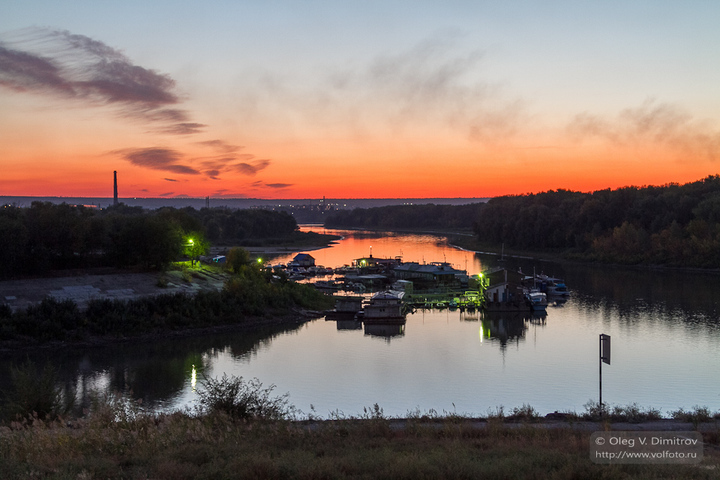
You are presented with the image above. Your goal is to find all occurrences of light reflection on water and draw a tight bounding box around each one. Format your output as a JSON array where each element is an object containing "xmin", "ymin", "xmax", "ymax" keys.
[{"xmin": 1, "ymin": 229, "xmax": 719, "ymax": 418}]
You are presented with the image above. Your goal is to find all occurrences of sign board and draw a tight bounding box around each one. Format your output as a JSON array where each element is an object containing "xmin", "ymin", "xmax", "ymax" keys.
[{"xmin": 600, "ymin": 334, "xmax": 611, "ymax": 365}]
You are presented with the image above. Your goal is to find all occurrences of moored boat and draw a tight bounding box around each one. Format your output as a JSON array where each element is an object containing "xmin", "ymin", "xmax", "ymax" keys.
[
  {"xmin": 525, "ymin": 290, "xmax": 548, "ymax": 311},
  {"xmin": 362, "ymin": 291, "xmax": 406, "ymax": 324}
]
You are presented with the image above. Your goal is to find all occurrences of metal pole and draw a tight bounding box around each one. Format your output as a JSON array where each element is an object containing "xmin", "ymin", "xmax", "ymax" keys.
[{"xmin": 599, "ymin": 334, "xmax": 603, "ymax": 416}]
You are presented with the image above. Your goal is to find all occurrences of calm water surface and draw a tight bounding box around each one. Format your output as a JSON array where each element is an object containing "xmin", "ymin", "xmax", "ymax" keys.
[{"xmin": 3, "ymin": 228, "xmax": 719, "ymax": 418}]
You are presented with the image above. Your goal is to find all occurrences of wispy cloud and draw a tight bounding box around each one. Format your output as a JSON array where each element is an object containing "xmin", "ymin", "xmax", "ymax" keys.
[
  {"xmin": 0, "ymin": 27, "xmax": 203, "ymax": 134},
  {"xmin": 196, "ymin": 140, "xmax": 243, "ymax": 154},
  {"xmin": 567, "ymin": 100, "xmax": 720, "ymax": 161},
  {"xmin": 241, "ymin": 33, "xmax": 525, "ymax": 145},
  {"xmin": 156, "ymin": 122, "xmax": 206, "ymax": 135},
  {"xmin": 112, "ymin": 144, "xmax": 272, "ymax": 180},
  {"xmin": 193, "ymin": 141, "xmax": 272, "ymax": 178},
  {"xmin": 265, "ymin": 182, "xmax": 293, "ymax": 189},
  {"xmin": 113, "ymin": 147, "xmax": 200, "ymax": 175}
]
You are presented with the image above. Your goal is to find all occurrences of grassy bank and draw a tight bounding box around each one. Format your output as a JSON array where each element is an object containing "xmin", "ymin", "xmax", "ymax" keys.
[
  {"xmin": 1, "ymin": 408, "xmax": 718, "ymax": 479},
  {"xmin": 1, "ymin": 371, "xmax": 718, "ymax": 478}
]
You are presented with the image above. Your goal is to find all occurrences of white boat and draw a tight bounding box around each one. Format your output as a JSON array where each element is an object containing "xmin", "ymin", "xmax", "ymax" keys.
[
  {"xmin": 525, "ymin": 291, "xmax": 548, "ymax": 311},
  {"xmin": 547, "ymin": 282, "xmax": 570, "ymax": 297},
  {"xmin": 362, "ymin": 291, "xmax": 406, "ymax": 324}
]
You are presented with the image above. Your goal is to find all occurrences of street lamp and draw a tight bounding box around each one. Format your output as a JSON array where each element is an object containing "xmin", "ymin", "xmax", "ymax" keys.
[{"xmin": 186, "ymin": 238, "xmax": 195, "ymax": 266}]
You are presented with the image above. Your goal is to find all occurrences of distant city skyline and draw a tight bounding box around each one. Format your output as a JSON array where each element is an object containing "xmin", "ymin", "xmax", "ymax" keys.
[
  {"xmin": 2, "ymin": 1, "xmax": 719, "ymax": 199},
  {"xmin": 0, "ymin": 194, "xmax": 487, "ymax": 210}
]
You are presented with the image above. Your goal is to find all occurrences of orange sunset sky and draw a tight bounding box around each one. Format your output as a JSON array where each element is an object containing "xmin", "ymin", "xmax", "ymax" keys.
[{"xmin": 2, "ymin": 1, "xmax": 720, "ymax": 199}]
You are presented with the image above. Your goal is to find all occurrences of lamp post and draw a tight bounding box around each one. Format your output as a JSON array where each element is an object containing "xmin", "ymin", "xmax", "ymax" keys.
[{"xmin": 186, "ymin": 238, "xmax": 195, "ymax": 266}]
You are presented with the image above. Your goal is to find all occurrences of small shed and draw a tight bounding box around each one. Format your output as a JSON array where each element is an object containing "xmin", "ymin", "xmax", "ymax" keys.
[{"xmin": 293, "ymin": 253, "xmax": 315, "ymax": 267}]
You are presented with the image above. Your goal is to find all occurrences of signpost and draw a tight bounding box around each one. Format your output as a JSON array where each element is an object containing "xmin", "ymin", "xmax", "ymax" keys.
[{"xmin": 599, "ymin": 334, "xmax": 611, "ymax": 413}]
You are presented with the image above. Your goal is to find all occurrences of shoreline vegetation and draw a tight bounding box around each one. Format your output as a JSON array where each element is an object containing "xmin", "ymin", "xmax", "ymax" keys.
[
  {"xmin": 325, "ymin": 175, "xmax": 720, "ymax": 270},
  {"xmin": 0, "ymin": 202, "xmax": 339, "ymax": 351},
  {"xmin": 0, "ymin": 261, "xmax": 334, "ymax": 352}
]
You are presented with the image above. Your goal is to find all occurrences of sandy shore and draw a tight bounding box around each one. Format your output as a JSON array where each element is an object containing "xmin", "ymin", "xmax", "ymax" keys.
[{"xmin": 0, "ymin": 267, "xmax": 231, "ymax": 312}]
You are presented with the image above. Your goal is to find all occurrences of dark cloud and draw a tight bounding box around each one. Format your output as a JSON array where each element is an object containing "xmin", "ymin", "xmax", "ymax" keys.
[
  {"xmin": 191, "ymin": 151, "xmax": 270, "ymax": 177},
  {"xmin": 0, "ymin": 45, "xmax": 72, "ymax": 95},
  {"xmin": 211, "ymin": 189, "xmax": 249, "ymax": 198},
  {"xmin": 233, "ymin": 159, "xmax": 270, "ymax": 175},
  {"xmin": 567, "ymin": 100, "xmax": 720, "ymax": 161},
  {"xmin": 197, "ymin": 155, "xmax": 253, "ymax": 170},
  {"xmin": 0, "ymin": 27, "xmax": 200, "ymax": 134},
  {"xmin": 158, "ymin": 192, "xmax": 174, "ymax": 197},
  {"xmin": 265, "ymin": 183, "xmax": 293, "ymax": 189},
  {"xmin": 114, "ymin": 147, "xmax": 201, "ymax": 175},
  {"xmin": 164, "ymin": 178, "xmax": 178, "ymax": 182},
  {"xmin": 234, "ymin": 163, "xmax": 258, "ymax": 175}
]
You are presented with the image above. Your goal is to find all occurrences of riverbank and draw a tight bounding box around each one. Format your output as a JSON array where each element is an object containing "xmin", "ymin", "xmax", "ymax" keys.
[
  {"xmin": 0, "ymin": 308, "xmax": 323, "ymax": 355},
  {"xmin": 210, "ymin": 230, "xmax": 342, "ymax": 258},
  {"xmin": 0, "ymin": 265, "xmax": 230, "ymax": 313},
  {"xmin": 1, "ymin": 413, "xmax": 718, "ymax": 479},
  {"xmin": 0, "ymin": 260, "xmax": 334, "ymax": 353}
]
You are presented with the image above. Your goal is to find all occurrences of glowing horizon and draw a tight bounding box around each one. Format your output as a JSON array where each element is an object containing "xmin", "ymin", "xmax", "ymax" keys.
[{"xmin": 2, "ymin": 2, "xmax": 720, "ymax": 200}]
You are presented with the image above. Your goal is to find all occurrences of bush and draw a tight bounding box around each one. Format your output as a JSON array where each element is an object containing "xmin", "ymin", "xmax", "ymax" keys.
[
  {"xmin": 671, "ymin": 405, "xmax": 715, "ymax": 425},
  {"xmin": 2, "ymin": 359, "xmax": 75, "ymax": 421},
  {"xmin": 196, "ymin": 374, "xmax": 294, "ymax": 421},
  {"xmin": 509, "ymin": 404, "xmax": 540, "ymax": 422}
]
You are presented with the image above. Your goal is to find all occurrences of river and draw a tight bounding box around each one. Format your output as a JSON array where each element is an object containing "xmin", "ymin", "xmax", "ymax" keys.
[{"xmin": 3, "ymin": 228, "xmax": 719, "ymax": 418}]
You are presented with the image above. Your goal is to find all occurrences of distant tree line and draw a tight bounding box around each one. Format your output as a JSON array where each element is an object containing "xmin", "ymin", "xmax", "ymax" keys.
[
  {"xmin": 323, "ymin": 175, "xmax": 720, "ymax": 268},
  {"xmin": 475, "ymin": 176, "xmax": 720, "ymax": 267},
  {"xmin": 324, "ymin": 203, "xmax": 483, "ymax": 231},
  {"xmin": 0, "ymin": 202, "xmax": 299, "ymax": 278}
]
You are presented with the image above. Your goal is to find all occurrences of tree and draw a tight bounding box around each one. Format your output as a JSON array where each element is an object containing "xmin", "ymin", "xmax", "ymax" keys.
[
  {"xmin": 185, "ymin": 231, "xmax": 209, "ymax": 266},
  {"xmin": 226, "ymin": 246, "xmax": 251, "ymax": 273}
]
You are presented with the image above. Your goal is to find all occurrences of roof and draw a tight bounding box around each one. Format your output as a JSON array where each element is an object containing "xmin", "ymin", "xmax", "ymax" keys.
[{"xmin": 394, "ymin": 262, "xmax": 464, "ymax": 276}]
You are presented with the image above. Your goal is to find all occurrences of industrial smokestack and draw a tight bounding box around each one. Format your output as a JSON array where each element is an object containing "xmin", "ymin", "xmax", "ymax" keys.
[{"xmin": 113, "ymin": 171, "xmax": 118, "ymax": 206}]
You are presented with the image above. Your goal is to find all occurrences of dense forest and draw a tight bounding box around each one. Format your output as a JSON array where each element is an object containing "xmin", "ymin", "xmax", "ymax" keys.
[
  {"xmin": 324, "ymin": 203, "xmax": 482, "ymax": 231},
  {"xmin": 0, "ymin": 203, "xmax": 300, "ymax": 278},
  {"xmin": 324, "ymin": 176, "xmax": 720, "ymax": 268}
]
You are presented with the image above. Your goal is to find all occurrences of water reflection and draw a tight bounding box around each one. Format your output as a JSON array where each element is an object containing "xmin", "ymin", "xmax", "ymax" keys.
[
  {"xmin": 364, "ymin": 323, "xmax": 406, "ymax": 340},
  {"xmin": 480, "ymin": 312, "xmax": 546, "ymax": 350},
  {"xmin": 334, "ymin": 319, "xmax": 362, "ymax": 331},
  {"xmin": 0, "ymin": 323, "xmax": 305, "ymax": 414},
  {"xmin": 485, "ymin": 255, "xmax": 720, "ymax": 334}
]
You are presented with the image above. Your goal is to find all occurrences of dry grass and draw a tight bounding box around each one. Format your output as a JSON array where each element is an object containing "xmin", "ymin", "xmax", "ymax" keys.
[{"xmin": 1, "ymin": 405, "xmax": 718, "ymax": 480}]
